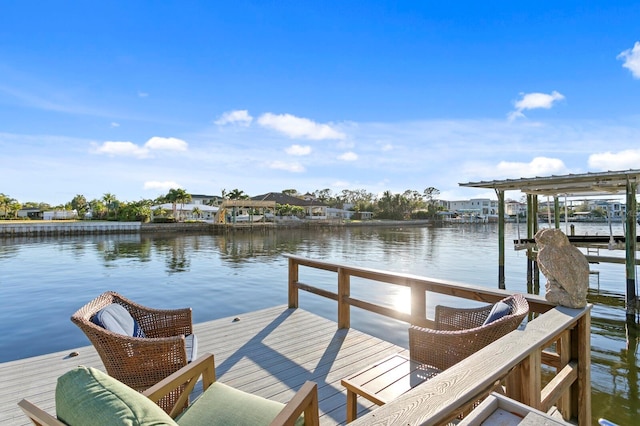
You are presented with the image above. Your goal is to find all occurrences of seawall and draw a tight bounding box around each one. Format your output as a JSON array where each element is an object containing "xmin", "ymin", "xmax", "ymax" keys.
[
  {"xmin": 0, "ymin": 219, "xmax": 435, "ymax": 237},
  {"xmin": 0, "ymin": 221, "xmax": 141, "ymax": 237}
]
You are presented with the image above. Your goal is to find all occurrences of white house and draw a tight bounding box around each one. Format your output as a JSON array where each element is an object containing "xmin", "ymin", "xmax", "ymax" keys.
[
  {"xmin": 43, "ymin": 210, "xmax": 78, "ymax": 220},
  {"xmin": 448, "ymin": 198, "xmax": 498, "ymax": 216},
  {"xmin": 326, "ymin": 207, "xmax": 355, "ymax": 219},
  {"xmin": 189, "ymin": 194, "xmax": 225, "ymax": 206},
  {"xmin": 505, "ymin": 201, "xmax": 527, "ymax": 217},
  {"xmin": 151, "ymin": 203, "xmax": 219, "ymax": 222}
]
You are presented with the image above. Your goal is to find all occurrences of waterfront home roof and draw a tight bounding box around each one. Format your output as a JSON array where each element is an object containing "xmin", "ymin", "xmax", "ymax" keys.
[
  {"xmin": 460, "ymin": 168, "xmax": 640, "ymax": 197},
  {"xmin": 189, "ymin": 193, "xmax": 219, "ymax": 198},
  {"xmin": 251, "ymin": 192, "xmax": 328, "ymax": 207}
]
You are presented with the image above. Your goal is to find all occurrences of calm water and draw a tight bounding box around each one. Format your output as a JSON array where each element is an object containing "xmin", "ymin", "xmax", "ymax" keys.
[{"xmin": 0, "ymin": 223, "xmax": 637, "ymax": 423}]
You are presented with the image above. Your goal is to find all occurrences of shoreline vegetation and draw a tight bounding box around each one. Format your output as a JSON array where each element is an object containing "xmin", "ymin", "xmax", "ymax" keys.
[{"xmin": 3, "ymin": 189, "xmax": 630, "ymax": 227}]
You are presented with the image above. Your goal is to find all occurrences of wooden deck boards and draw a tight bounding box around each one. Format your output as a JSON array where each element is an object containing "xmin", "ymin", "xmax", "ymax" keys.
[{"xmin": 0, "ymin": 305, "xmax": 407, "ymax": 425}]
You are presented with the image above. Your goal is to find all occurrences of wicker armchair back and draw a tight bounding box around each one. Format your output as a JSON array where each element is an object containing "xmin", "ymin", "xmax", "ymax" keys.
[
  {"xmin": 409, "ymin": 294, "xmax": 529, "ymax": 371},
  {"xmin": 71, "ymin": 291, "xmax": 194, "ymax": 412}
]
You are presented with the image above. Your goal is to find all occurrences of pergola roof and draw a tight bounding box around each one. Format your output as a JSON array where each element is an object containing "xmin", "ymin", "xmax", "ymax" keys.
[{"xmin": 459, "ymin": 169, "xmax": 640, "ymax": 197}]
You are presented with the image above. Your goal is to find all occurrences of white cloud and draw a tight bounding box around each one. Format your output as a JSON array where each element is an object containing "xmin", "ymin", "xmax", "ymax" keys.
[
  {"xmin": 215, "ymin": 109, "xmax": 253, "ymax": 126},
  {"xmin": 93, "ymin": 141, "xmax": 149, "ymax": 158},
  {"xmin": 110, "ymin": 122, "xmax": 120, "ymax": 128},
  {"xmin": 144, "ymin": 137, "xmax": 188, "ymax": 151},
  {"xmin": 509, "ymin": 91, "xmax": 565, "ymax": 120},
  {"xmin": 93, "ymin": 137, "xmax": 187, "ymax": 158},
  {"xmin": 138, "ymin": 91, "xmax": 149, "ymax": 98},
  {"xmin": 381, "ymin": 143, "xmax": 393, "ymax": 152},
  {"xmin": 617, "ymin": 41, "xmax": 640, "ymax": 79},
  {"xmin": 515, "ymin": 91, "xmax": 565, "ymax": 110},
  {"xmin": 257, "ymin": 113, "xmax": 345, "ymax": 140},
  {"xmin": 14, "ymin": 114, "xmax": 640, "ymax": 206},
  {"xmin": 588, "ymin": 149, "xmax": 640, "ymax": 170},
  {"xmin": 507, "ymin": 110, "xmax": 526, "ymax": 121},
  {"xmin": 495, "ymin": 157, "xmax": 567, "ymax": 178},
  {"xmin": 267, "ymin": 160, "xmax": 305, "ymax": 172},
  {"xmin": 338, "ymin": 151, "xmax": 358, "ymax": 161},
  {"xmin": 144, "ymin": 181, "xmax": 182, "ymax": 191},
  {"xmin": 285, "ymin": 144, "xmax": 312, "ymax": 155}
]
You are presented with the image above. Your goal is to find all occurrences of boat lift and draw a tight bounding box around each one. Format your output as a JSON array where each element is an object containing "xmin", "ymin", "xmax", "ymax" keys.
[{"xmin": 460, "ymin": 169, "xmax": 640, "ymax": 318}]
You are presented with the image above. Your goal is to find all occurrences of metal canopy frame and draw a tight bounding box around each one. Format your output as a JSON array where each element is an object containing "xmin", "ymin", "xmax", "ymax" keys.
[
  {"xmin": 459, "ymin": 169, "xmax": 639, "ymax": 318},
  {"xmin": 459, "ymin": 169, "xmax": 640, "ymax": 197}
]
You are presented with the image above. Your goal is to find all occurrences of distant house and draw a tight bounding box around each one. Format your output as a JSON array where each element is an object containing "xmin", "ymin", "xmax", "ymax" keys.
[
  {"xmin": 449, "ymin": 198, "xmax": 499, "ymax": 216},
  {"xmin": 43, "ymin": 210, "xmax": 78, "ymax": 220},
  {"xmin": 251, "ymin": 192, "xmax": 329, "ymax": 219},
  {"xmin": 326, "ymin": 203, "xmax": 373, "ymax": 220},
  {"xmin": 189, "ymin": 194, "xmax": 225, "ymax": 207},
  {"xmin": 326, "ymin": 207, "xmax": 354, "ymax": 220},
  {"xmin": 505, "ymin": 201, "xmax": 527, "ymax": 217},
  {"xmin": 17, "ymin": 208, "xmax": 43, "ymax": 220},
  {"xmin": 150, "ymin": 203, "xmax": 219, "ymax": 222}
]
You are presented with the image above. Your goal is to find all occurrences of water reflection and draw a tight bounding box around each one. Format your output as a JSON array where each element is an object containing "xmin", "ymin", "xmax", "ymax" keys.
[
  {"xmin": 0, "ymin": 244, "xmax": 19, "ymax": 260},
  {"xmin": 97, "ymin": 238, "xmax": 152, "ymax": 264},
  {"xmin": 590, "ymin": 300, "xmax": 639, "ymax": 423},
  {"xmin": 151, "ymin": 236, "xmax": 192, "ymax": 273}
]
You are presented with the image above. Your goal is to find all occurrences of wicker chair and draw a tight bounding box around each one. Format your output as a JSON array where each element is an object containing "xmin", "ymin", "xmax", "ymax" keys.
[
  {"xmin": 71, "ymin": 291, "xmax": 196, "ymax": 412},
  {"xmin": 409, "ymin": 294, "xmax": 529, "ymax": 371}
]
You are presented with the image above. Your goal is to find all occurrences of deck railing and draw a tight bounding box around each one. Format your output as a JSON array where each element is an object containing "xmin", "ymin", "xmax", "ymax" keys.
[{"xmin": 285, "ymin": 254, "xmax": 592, "ymax": 426}]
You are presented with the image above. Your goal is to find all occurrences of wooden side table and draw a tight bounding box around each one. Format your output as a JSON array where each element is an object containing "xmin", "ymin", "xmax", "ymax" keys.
[{"xmin": 341, "ymin": 353, "xmax": 440, "ymax": 423}]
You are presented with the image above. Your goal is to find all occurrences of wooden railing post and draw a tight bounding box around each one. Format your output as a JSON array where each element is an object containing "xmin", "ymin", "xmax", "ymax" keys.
[
  {"xmin": 410, "ymin": 283, "xmax": 426, "ymax": 326},
  {"xmin": 556, "ymin": 331, "xmax": 572, "ymax": 419},
  {"xmin": 519, "ymin": 350, "xmax": 542, "ymax": 410},
  {"xmin": 288, "ymin": 257, "xmax": 299, "ymax": 308},
  {"xmin": 575, "ymin": 311, "xmax": 592, "ymax": 426},
  {"xmin": 504, "ymin": 364, "xmax": 522, "ymax": 401},
  {"xmin": 338, "ymin": 267, "xmax": 350, "ymax": 329}
]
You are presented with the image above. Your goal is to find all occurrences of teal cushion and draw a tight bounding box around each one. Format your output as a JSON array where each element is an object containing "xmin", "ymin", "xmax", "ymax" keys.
[
  {"xmin": 92, "ymin": 304, "xmax": 146, "ymax": 338},
  {"xmin": 55, "ymin": 366, "xmax": 178, "ymax": 426},
  {"xmin": 176, "ymin": 382, "xmax": 304, "ymax": 426},
  {"xmin": 483, "ymin": 301, "xmax": 512, "ymax": 325}
]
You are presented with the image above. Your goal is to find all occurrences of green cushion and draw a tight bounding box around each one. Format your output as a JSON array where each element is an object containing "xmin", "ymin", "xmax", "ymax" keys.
[
  {"xmin": 55, "ymin": 366, "xmax": 178, "ymax": 426},
  {"xmin": 176, "ymin": 382, "xmax": 304, "ymax": 426}
]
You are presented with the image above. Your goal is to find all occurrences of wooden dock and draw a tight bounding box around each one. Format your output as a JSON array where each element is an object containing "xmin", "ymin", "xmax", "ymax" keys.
[
  {"xmin": 1, "ymin": 256, "xmax": 594, "ymax": 425},
  {"xmin": 0, "ymin": 305, "xmax": 406, "ymax": 426}
]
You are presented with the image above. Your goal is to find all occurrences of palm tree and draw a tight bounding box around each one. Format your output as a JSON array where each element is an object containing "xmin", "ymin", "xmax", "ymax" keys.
[
  {"xmin": 192, "ymin": 207, "xmax": 202, "ymax": 220},
  {"xmin": 9, "ymin": 200, "xmax": 22, "ymax": 218},
  {"xmin": 165, "ymin": 189, "xmax": 179, "ymax": 219},
  {"xmin": 0, "ymin": 193, "xmax": 10, "ymax": 219},
  {"xmin": 165, "ymin": 188, "xmax": 191, "ymax": 221},
  {"xmin": 227, "ymin": 189, "xmax": 248, "ymax": 200},
  {"xmin": 424, "ymin": 187, "xmax": 441, "ymax": 218},
  {"xmin": 153, "ymin": 206, "xmax": 167, "ymax": 222},
  {"xmin": 102, "ymin": 193, "xmax": 116, "ymax": 219},
  {"xmin": 89, "ymin": 199, "xmax": 107, "ymax": 219},
  {"xmin": 71, "ymin": 194, "xmax": 88, "ymax": 218}
]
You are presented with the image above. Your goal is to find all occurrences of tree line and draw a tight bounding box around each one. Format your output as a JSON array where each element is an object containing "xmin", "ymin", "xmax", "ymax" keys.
[{"xmin": 0, "ymin": 186, "xmax": 443, "ymax": 222}]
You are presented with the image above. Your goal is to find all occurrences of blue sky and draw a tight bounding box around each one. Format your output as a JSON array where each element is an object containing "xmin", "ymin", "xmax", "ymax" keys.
[{"xmin": 1, "ymin": 1, "xmax": 640, "ymax": 205}]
